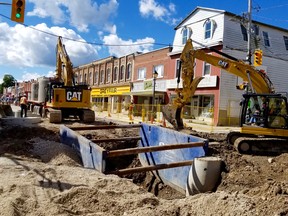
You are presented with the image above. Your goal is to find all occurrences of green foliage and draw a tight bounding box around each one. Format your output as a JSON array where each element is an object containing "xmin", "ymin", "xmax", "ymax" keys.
[
  {"xmin": 0, "ymin": 84, "xmax": 3, "ymax": 94},
  {"xmin": 2, "ymin": 74, "xmax": 16, "ymax": 88}
]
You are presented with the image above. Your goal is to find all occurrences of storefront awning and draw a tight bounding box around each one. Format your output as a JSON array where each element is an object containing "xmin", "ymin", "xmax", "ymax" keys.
[{"xmin": 122, "ymin": 91, "xmax": 166, "ymax": 96}]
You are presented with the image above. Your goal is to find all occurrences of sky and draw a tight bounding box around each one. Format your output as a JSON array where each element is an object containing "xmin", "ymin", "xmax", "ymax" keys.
[{"xmin": 0, "ymin": 0, "xmax": 288, "ymax": 83}]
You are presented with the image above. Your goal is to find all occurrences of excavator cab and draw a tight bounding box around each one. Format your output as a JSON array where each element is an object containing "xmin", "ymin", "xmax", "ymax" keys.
[{"xmin": 240, "ymin": 93, "xmax": 288, "ymax": 130}]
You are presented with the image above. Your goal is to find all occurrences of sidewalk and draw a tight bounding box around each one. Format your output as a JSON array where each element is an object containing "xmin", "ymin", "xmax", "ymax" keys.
[
  {"xmin": 93, "ymin": 110, "xmax": 240, "ymax": 134},
  {"xmin": 7, "ymin": 104, "xmax": 240, "ymax": 134}
]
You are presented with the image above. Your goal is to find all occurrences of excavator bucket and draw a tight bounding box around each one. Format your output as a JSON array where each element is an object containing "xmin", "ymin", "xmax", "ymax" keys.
[
  {"xmin": 161, "ymin": 105, "xmax": 184, "ymax": 130},
  {"xmin": 162, "ymin": 77, "xmax": 204, "ymax": 130}
]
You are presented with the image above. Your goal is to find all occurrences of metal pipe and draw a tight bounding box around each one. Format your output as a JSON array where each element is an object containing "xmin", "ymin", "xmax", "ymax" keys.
[
  {"xmin": 105, "ymin": 160, "xmax": 194, "ymax": 175},
  {"xmin": 106, "ymin": 141, "xmax": 205, "ymax": 158}
]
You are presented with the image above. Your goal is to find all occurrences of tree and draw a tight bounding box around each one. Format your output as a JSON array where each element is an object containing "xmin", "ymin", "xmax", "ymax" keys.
[
  {"xmin": 2, "ymin": 74, "xmax": 16, "ymax": 88},
  {"xmin": 0, "ymin": 84, "xmax": 3, "ymax": 94}
]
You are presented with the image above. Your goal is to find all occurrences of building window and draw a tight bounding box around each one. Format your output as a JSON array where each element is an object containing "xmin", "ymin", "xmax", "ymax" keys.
[
  {"xmin": 113, "ymin": 67, "xmax": 118, "ymax": 82},
  {"xmin": 252, "ymin": 24, "xmax": 259, "ymax": 36},
  {"xmin": 182, "ymin": 27, "xmax": 192, "ymax": 44},
  {"xmin": 84, "ymin": 74, "xmax": 87, "ymax": 84},
  {"xmin": 240, "ymin": 24, "xmax": 248, "ymax": 41},
  {"xmin": 262, "ymin": 31, "xmax": 270, "ymax": 47},
  {"xmin": 89, "ymin": 72, "xmax": 92, "ymax": 85},
  {"xmin": 182, "ymin": 27, "xmax": 188, "ymax": 44},
  {"xmin": 79, "ymin": 74, "xmax": 82, "ymax": 83},
  {"xmin": 127, "ymin": 63, "xmax": 132, "ymax": 80},
  {"xmin": 74, "ymin": 73, "xmax": 78, "ymax": 84},
  {"xmin": 203, "ymin": 62, "xmax": 211, "ymax": 76},
  {"xmin": 176, "ymin": 59, "xmax": 181, "ymax": 78},
  {"xmin": 120, "ymin": 65, "xmax": 125, "ymax": 80},
  {"xmin": 204, "ymin": 19, "xmax": 212, "ymax": 39},
  {"xmin": 94, "ymin": 71, "xmax": 98, "ymax": 84},
  {"xmin": 284, "ymin": 36, "xmax": 288, "ymax": 50},
  {"xmin": 138, "ymin": 67, "xmax": 146, "ymax": 80},
  {"xmin": 153, "ymin": 64, "xmax": 164, "ymax": 78},
  {"xmin": 100, "ymin": 70, "xmax": 104, "ymax": 83},
  {"xmin": 106, "ymin": 68, "xmax": 111, "ymax": 83}
]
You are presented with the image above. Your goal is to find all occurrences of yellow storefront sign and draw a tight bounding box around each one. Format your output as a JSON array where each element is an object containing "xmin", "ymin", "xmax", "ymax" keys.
[{"xmin": 91, "ymin": 86, "xmax": 131, "ymax": 97}]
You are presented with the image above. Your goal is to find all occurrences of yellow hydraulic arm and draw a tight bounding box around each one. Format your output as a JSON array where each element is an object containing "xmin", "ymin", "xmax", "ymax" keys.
[
  {"xmin": 163, "ymin": 38, "xmax": 275, "ymax": 130},
  {"xmin": 56, "ymin": 36, "xmax": 74, "ymax": 86},
  {"xmin": 180, "ymin": 39, "xmax": 274, "ymax": 95}
]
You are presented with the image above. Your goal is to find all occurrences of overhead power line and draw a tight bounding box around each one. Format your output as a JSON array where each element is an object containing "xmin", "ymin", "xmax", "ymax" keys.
[{"xmin": 0, "ymin": 13, "xmax": 173, "ymax": 48}]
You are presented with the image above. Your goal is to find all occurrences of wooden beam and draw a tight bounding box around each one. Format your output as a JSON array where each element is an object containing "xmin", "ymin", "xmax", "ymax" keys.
[
  {"xmin": 105, "ymin": 160, "xmax": 194, "ymax": 175},
  {"xmin": 91, "ymin": 136, "xmax": 142, "ymax": 143},
  {"xmin": 106, "ymin": 142, "xmax": 204, "ymax": 158}
]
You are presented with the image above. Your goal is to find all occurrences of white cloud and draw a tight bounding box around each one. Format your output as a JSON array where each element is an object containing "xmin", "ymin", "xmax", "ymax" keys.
[
  {"xmin": 27, "ymin": 0, "xmax": 66, "ymax": 24},
  {"xmin": 28, "ymin": 0, "xmax": 119, "ymax": 33},
  {"xmin": 102, "ymin": 32, "xmax": 155, "ymax": 57},
  {"xmin": 139, "ymin": 0, "xmax": 178, "ymax": 25},
  {"xmin": 0, "ymin": 22, "xmax": 99, "ymax": 69}
]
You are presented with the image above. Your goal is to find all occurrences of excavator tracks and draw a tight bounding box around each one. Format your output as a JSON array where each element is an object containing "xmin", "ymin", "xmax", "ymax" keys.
[{"xmin": 230, "ymin": 134, "xmax": 288, "ymax": 155}]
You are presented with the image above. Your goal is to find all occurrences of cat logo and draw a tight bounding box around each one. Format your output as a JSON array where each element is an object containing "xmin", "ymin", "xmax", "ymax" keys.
[{"xmin": 66, "ymin": 91, "xmax": 82, "ymax": 102}]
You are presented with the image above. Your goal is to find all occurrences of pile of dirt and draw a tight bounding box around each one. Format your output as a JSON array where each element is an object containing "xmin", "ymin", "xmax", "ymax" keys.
[{"xmin": 0, "ymin": 119, "xmax": 287, "ymax": 215}]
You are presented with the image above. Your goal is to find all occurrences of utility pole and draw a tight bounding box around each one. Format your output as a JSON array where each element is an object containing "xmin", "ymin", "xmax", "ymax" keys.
[{"xmin": 247, "ymin": 0, "xmax": 252, "ymax": 65}]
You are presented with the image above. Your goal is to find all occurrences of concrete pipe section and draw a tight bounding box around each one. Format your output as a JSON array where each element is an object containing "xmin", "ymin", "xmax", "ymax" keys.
[{"xmin": 186, "ymin": 156, "xmax": 222, "ymax": 196}]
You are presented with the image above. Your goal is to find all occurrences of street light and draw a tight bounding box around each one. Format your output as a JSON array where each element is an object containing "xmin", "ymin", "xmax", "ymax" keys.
[{"xmin": 151, "ymin": 70, "xmax": 158, "ymax": 123}]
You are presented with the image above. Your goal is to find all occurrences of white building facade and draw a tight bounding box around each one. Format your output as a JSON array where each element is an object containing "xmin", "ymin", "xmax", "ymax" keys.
[{"xmin": 170, "ymin": 7, "xmax": 288, "ymax": 126}]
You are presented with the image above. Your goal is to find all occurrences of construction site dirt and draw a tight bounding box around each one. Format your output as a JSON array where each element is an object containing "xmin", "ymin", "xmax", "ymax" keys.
[{"xmin": 0, "ymin": 117, "xmax": 287, "ymax": 216}]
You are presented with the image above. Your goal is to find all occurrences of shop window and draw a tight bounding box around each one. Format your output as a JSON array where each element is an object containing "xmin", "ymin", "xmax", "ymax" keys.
[{"xmin": 199, "ymin": 95, "xmax": 214, "ymax": 118}]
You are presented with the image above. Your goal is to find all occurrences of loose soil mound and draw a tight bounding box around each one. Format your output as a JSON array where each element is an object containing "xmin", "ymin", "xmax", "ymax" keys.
[{"xmin": 0, "ymin": 120, "xmax": 287, "ymax": 216}]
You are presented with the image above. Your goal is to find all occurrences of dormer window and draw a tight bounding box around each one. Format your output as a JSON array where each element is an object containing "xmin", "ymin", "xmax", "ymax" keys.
[
  {"xmin": 204, "ymin": 19, "xmax": 216, "ymax": 40},
  {"xmin": 182, "ymin": 27, "xmax": 192, "ymax": 44}
]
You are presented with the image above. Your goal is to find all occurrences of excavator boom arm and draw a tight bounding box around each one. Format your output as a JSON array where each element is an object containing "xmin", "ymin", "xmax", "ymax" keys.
[
  {"xmin": 184, "ymin": 40, "xmax": 274, "ymax": 94},
  {"xmin": 56, "ymin": 36, "xmax": 74, "ymax": 86},
  {"xmin": 162, "ymin": 38, "xmax": 275, "ymax": 130}
]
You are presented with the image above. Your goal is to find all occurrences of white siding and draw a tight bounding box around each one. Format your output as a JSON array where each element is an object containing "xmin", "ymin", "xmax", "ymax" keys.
[
  {"xmin": 223, "ymin": 14, "xmax": 288, "ymax": 61},
  {"xmin": 264, "ymin": 57, "xmax": 288, "ymax": 92},
  {"xmin": 219, "ymin": 50, "xmax": 246, "ymax": 112},
  {"xmin": 171, "ymin": 7, "xmax": 288, "ymax": 123},
  {"xmin": 172, "ymin": 9, "xmax": 225, "ymax": 53},
  {"xmin": 223, "ymin": 16, "xmax": 251, "ymax": 51}
]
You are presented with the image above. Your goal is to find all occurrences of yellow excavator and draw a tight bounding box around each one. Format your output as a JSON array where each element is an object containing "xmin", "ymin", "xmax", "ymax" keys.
[
  {"xmin": 43, "ymin": 36, "xmax": 95, "ymax": 123},
  {"xmin": 163, "ymin": 38, "xmax": 288, "ymax": 154}
]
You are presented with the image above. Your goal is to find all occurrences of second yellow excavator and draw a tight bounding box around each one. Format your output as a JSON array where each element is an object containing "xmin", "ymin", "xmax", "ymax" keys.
[{"xmin": 163, "ymin": 39, "xmax": 288, "ymax": 154}]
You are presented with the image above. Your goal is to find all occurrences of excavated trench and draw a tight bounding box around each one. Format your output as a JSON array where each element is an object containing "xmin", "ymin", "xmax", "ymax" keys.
[{"xmin": 0, "ymin": 121, "xmax": 187, "ymax": 199}]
